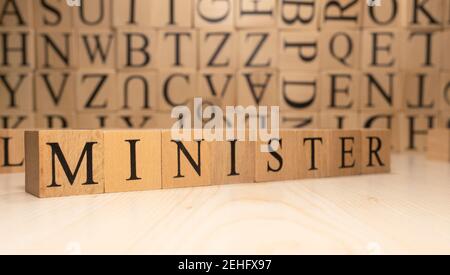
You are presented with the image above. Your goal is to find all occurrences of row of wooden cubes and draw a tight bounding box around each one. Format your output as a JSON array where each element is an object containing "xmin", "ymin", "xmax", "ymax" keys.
[
  {"xmin": 22, "ymin": 128, "xmax": 390, "ymax": 198},
  {"xmin": 1, "ymin": 0, "xmax": 449, "ymax": 30},
  {"xmin": 1, "ymin": 28, "xmax": 450, "ymax": 71},
  {"xmin": 1, "ymin": 69, "xmax": 449, "ymax": 113}
]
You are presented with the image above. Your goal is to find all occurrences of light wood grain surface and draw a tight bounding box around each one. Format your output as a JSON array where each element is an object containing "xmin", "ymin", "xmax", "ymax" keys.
[{"xmin": 0, "ymin": 154, "xmax": 449, "ymax": 255}]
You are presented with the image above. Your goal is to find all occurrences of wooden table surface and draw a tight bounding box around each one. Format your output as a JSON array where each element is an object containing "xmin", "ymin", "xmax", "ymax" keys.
[{"xmin": 0, "ymin": 154, "xmax": 449, "ymax": 255}]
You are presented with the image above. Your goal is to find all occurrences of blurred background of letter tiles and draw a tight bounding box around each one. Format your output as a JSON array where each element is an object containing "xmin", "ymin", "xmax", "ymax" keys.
[{"xmin": 0, "ymin": 0, "xmax": 449, "ymax": 152}]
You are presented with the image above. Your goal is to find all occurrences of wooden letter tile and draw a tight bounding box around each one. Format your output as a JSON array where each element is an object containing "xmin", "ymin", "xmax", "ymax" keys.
[
  {"xmin": 255, "ymin": 130, "xmax": 299, "ymax": 182},
  {"xmin": 76, "ymin": 113, "xmax": 117, "ymax": 129},
  {"xmin": 442, "ymin": 30, "xmax": 450, "ymax": 71},
  {"xmin": 161, "ymin": 130, "xmax": 212, "ymax": 189},
  {"xmin": 400, "ymin": 30, "xmax": 441, "ymax": 71},
  {"xmin": 363, "ymin": 0, "xmax": 401, "ymax": 28},
  {"xmin": 0, "ymin": 0, "xmax": 34, "ymax": 28},
  {"xmin": 328, "ymin": 130, "xmax": 362, "ymax": 177},
  {"xmin": 0, "ymin": 129, "xmax": 24, "ymax": 174},
  {"xmin": 0, "ymin": 29, "xmax": 34, "ymax": 70},
  {"xmin": 360, "ymin": 111, "xmax": 399, "ymax": 151},
  {"xmin": 361, "ymin": 129, "xmax": 391, "ymax": 174},
  {"xmin": 35, "ymin": 112, "xmax": 77, "ymax": 129},
  {"xmin": 25, "ymin": 130, "xmax": 104, "ymax": 198},
  {"xmin": 195, "ymin": 0, "xmax": 234, "ymax": 27},
  {"xmin": 400, "ymin": 0, "xmax": 444, "ymax": 29},
  {"xmin": 235, "ymin": 0, "xmax": 277, "ymax": 28},
  {"xmin": 239, "ymin": 29, "xmax": 277, "ymax": 69},
  {"xmin": 73, "ymin": 0, "xmax": 112, "ymax": 29},
  {"xmin": 158, "ymin": 29, "xmax": 197, "ymax": 69},
  {"xmin": 319, "ymin": 29, "xmax": 361, "ymax": 70},
  {"xmin": 36, "ymin": 31, "xmax": 77, "ymax": 69},
  {"xmin": 35, "ymin": 0, "xmax": 73, "ymax": 29},
  {"xmin": 199, "ymin": 28, "xmax": 236, "ymax": 70},
  {"xmin": 441, "ymin": 73, "xmax": 450, "ymax": 111},
  {"xmin": 320, "ymin": 111, "xmax": 359, "ymax": 130},
  {"xmin": 0, "ymin": 70, "xmax": 34, "ymax": 112},
  {"xmin": 104, "ymin": 130, "xmax": 162, "ymax": 193},
  {"xmin": 279, "ymin": 71, "xmax": 320, "ymax": 112},
  {"xmin": 0, "ymin": 111, "xmax": 35, "ymax": 129},
  {"xmin": 298, "ymin": 130, "xmax": 330, "ymax": 179},
  {"xmin": 117, "ymin": 71, "xmax": 158, "ymax": 112},
  {"xmin": 113, "ymin": 0, "xmax": 153, "ymax": 27},
  {"xmin": 35, "ymin": 69, "xmax": 76, "ymax": 112},
  {"xmin": 360, "ymin": 70, "xmax": 403, "ymax": 111},
  {"xmin": 320, "ymin": 0, "xmax": 362, "ymax": 29},
  {"xmin": 279, "ymin": 31, "xmax": 319, "ymax": 71},
  {"xmin": 281, "ymin": 112, "xmax": 320, "ymax": 129},
  {"xmin": 116, "ymin": 28, "xmax": 157, "ymax": 71},
  {"xmin": 197, "ymin": 69, "xmax": 236, "ymax": 107},
  {"xmin": 78, "ymin": 29, "xmax": 116, "ymax": 69},
  {"xmin": 158, "ymin": 69, "xmax": 197, "ymax": 111},
  {"xmin": 399, "ymin": 111, "xmax": 437, "ymax": 152},
  {"xmin": 403, "ymin": 71, "xmax": 439, "ymax": 111},
  {"xmin": 76, "ymin": 70, "xmax": 117, "ymax": 113},
  {"xmin": 278, "ymin": 0, "xmax": 319, "ymax": 30},
  {"xmin": 361, "ymin": 29, "xmax": 400, "ymax": 70},
  {"xmin": 320, "ymin": 71, "xmax": 360, "ymax": 111},
  {"xmin": 237, "ymin": 69, "xmax": 278, "ymax": 107},
  {"xmin": 151, "ymin": 0, "xmax": 192, "ymax": 28}
]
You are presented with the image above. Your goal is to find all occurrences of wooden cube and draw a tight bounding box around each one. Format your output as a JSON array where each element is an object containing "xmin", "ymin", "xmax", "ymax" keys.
[
  {"xmin": 0, "ymin": 0, "xmax": 33, "ymax": 28},
  {"xmin": 320, "ymin": 0, "xmax": 362, "ymax": 29},
  {"xmin": 76, "ymin": 70, "xmax": 117, "ymax": 113},
  {"xmin": 319, "ymin": 29, "xmax": 361, "ymax": 70},
  {"xmin": 441, "ymin": 73, "xmax": 450, "ymax": 111},
  {"xmin": 25, "ymin": 130, "xmax": 104, "ymax": 198},
  {"xmin": 0, "ymin": 111, "xmax": 35, "ymax": 129},
  {"xmin": 298, "ymin": 130, "xmax": 330, "ymax": 178},
  {"xmin": 116, "ymin": 28, "xmax": 157, "ymax": 71},
  {"xmin": 279, "ymin": 71, "xmax": 320, "ymax": 112},
  {"xmin": 398, "ymin": 111, "xmax": 437, "ymax": 152},
  {"xmin": 117, "ymin": 71, "xmax": 158, "ymax": 112},
  {"xmin": 197, "ymin": 69, "xmax": 236, "ymax": 107},
  {"xmin": 239, "ymin": 29, "xmax": 277, "ymax": 68},
  {"xmin": 73, "ymin": 0, "xmax": 112, "ymax": 29},
  {"xmin": 400, "ymin": 0, "xmax": 444, "ymax": 29},
  {"xmin": 34, "ymin": 0, "xmax": 73, "ymax": 29},
  {"xmin": 211, "ymin": 132, "xmax": 255, "ymax": 185},
  {"xmin": 36, "ymin": 31, "xmax": 77, "ymax": 69},
  {"xmin": 0, "ymin": 29, "xmax": 34, "ymax": 70},
  {"xmin": 278, "ymin": 0, "xmax": 319, "ymax": 30},
  {"xmin": 0, "ymin": 70, "xmax": 33, "ymax": 112},
  {"xmin": 158, "ymin": 29, "xmax": 197, "ymax": 69},
  {"xmin": 35, "ymin": 70, "xmax": 76, "ymax": 112},
  {"xmin": 35, "ymin": 112, "xmax": 77, "ymax": 129},
  {"xmin": 255, "ymin": 130, "xmax": 299, "ymax": 182},
  {"xmin": 78, "ymin": 30, "xmax": 116, "ymax": 69},
  {"xmin": 445, "ymin": 0, "xmax": 450, "ymax": 27},
  {"xmin": 235, "ymin": 0, "xmax": 277, "ymax": 28},
  {"xmin": 0, "ymin": 129, "xmax": 24, "ymax": 174},
  {"xmin": 360, "ymin": 70, "xmax": 403, "ymax": 111},
  {"xmin": 198, "ymin": 28, "xmax": 236, "ymax": 70},
  {"xmin": 403, "ymin": 71, "xmax": 439, "ymax": 111},
  {"xmin": 328, "ymin": 130, "xmax": 362, "ymax": 177},
  {"xmin": 104, "ymin": 130, "xmax": 162, "ymax": 193},
  {"xmin": 281, "ymin": 112, "xmax": 320, "ymax": 129},
  {"xmin": 237, "ymin": 69, "xmax": 278, "ymax": 107},
  {"xmin": 427, "ymin": 129, "xmax": 450, "ymax": 162},
  {"xmin": 361, "ymin": 129, "xmax": 391, "ymax": 174},
  {"xmin": 320, "ymin": 111, "xmax": 359, "ymax": 129},
  {"xmin": 279, "ymin": 31, "xmax": 319, "ymax": 70},
  {"xmin": 77, "ymin": 112, "xmax": 117, "ymax": 129},
  {"xmin": 363, "ymin": 0, "xmax": 401, "ymax": 28},
  {"xmin": 320, "ymin": 71, "xmax": 360, "ymax": 111},
  {"xmin": 158, "ymin": 69, "xmax": 197, "ymax": 111},
  {"xmin": 161, "ymin": 130, "xmax": 212, "ymax": 189},
  {"xmin": 151, "ymin": 0, "xmax": 192, "ymax": 27},
  {"xmin": 194, "ymin": 0, "xmax": 234, "ymax": 27},
  {"xmin": 360, "ymin": 111, "xmax": 399, "ymax": 151},
  {"xmin": 112, "ymin": 0, "xmax": 153, "ymax": 27},
  {"xmin": 361, "ymin": 29, "xmax": 400, "ymax": 70},
  {"xmin": 400, "ymin": 30, "xmax": 441, "ymax": 71}
]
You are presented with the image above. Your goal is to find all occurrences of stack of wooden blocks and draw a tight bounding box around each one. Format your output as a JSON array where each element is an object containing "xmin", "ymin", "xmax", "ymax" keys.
[{"xmin": 0, "ymin": 0, "xmax": 449, "ymax": 152}]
